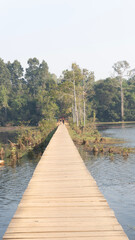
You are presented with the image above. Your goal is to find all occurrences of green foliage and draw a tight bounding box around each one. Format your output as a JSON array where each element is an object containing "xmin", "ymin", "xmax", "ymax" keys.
[
  {"xmin": 7, "ymin": 60, "xmax": 24, "ymax": 89},
  {"xmin": 0, "ymin": 57, "xmax": 135, "ymax": 126},
  {"xmin": 0, "ymin": 58, "xmax": 11, "ymax": 88},
  {"xmin": 93, "ymin": 78, "xmax": 121, "ymax": 121},
  {"xmin": 38, "ymin": 119, "xmax": 56, "ymax": 137}
]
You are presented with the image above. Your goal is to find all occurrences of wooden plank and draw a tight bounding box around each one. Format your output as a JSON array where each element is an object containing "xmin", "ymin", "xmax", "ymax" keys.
[
  {"xmin": 2, "ymin": 237, "xmax": 128, "ymax": 240},
  {"xmin": 8, "ymin": 216, "xmax": 118, "ymax": 224},
  {"xmin": 26, "ymin": 183, "xmax": 97, "ymax": 188},
  {"xmin": 18, "ymin": 202, "xmax": 108, "ymax": 207},
  {"xmin": 6, "ymin": 225, "xmax": 123, "ymax": 233},
  {"xmin": 8, "ymin": 220, "xmax": 120, "ymax": 228},
  {"xmin": 22, "ymin": 193, "xmax": 103, "ymax": 198},
  {"xmin": 24, "ymin": 187, "xmax": 102, "ymax": 193},
  {"xmin": 13, "ymin": 209, "xmax": 115, "ymax": 218},
  {"xmin": 3, "ymin": 231, "xmax": 127, "ymax": 238},
  {"xmin": 3, "ymin": 237, "xmax": 128, "ymax": 240},
  {"xmin": 3, "ymin": 124, "xmax": 128, "ymax": 240},
  {"xmin": 20, "ymin": 196, "xmax": 106, "ymax": 202}
]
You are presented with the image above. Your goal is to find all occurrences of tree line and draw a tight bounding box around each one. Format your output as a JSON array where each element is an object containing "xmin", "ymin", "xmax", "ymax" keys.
[{"xmin": 0, "ymin": 57, "xmax": 135, "ymax": 126}]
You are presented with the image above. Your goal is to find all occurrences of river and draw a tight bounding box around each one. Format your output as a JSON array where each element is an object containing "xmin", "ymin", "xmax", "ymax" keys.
[
  {"xmin": 0, "ymin": 124, "xmax": 135, "ymax": 239},
  {"xmin": 78, "ymin": 123, "xmax": 135, "ymax": 240}
]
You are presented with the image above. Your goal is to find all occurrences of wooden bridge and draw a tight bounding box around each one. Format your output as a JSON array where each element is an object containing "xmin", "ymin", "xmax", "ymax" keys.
[{"xmin": 3, "ymin": 124, "xmax": 128, "ymax": 240}]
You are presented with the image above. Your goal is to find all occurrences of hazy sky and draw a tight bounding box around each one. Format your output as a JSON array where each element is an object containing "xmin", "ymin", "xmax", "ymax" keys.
[{"xmin": 0, "ymin": 0, "xmax": 135, "ymax": 79}]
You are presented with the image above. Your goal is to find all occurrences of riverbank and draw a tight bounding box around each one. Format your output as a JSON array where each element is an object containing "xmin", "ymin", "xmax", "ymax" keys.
[
  {"xmin": 0, "ymin": 120, "xmax": 57, "ymax": 167},
  {"xmin": 96, "ymin": 121, "xmax": 135, "ymax": 125},
  {"xmin": 68, "ymin": 123, "xmax": 135, "ymax": 157}
]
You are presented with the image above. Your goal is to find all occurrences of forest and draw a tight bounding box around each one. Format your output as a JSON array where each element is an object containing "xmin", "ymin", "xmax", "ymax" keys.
[{"xmin": 0, "ymin": 57, "xmax": 135, "ymax": 126}]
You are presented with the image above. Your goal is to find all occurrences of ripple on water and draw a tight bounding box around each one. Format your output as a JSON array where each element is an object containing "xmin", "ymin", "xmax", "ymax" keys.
[
  {"xmin": 79, "ymin": 124, "xmax": 135, "ymax": 240},
  {"xmin": 0, "ymin": 160, "xmax": 37, "ymax": 239},
  {"xmin": 0, "ymin": 124, "xmax": 135, "ymax": 239}
]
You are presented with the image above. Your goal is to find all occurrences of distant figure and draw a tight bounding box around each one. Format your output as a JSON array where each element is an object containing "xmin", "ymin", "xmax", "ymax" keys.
[{"xmin": 63, "ymin": 119, "xmax": 64, "ymax": 124}]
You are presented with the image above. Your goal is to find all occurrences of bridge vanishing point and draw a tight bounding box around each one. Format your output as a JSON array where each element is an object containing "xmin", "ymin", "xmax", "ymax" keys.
[{"xmin": 3, "ymin": 124, "xmax": 128, "ymax": 240}]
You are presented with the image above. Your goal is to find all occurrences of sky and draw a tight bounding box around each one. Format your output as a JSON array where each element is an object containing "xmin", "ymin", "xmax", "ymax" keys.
[{"xmin": 0, "ymin": 0, "xmax": 135, "ymax": 80}]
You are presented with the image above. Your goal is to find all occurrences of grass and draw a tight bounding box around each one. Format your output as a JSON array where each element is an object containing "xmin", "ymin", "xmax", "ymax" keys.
[{"xmin": 68, "ymin": 122, "xmax": 101, "ymax": 144}]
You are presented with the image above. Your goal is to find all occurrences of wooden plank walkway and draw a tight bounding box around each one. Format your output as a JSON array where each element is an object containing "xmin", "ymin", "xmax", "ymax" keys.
[{"xmin": 3, "ymin": 124, "xmax": 128, "ymax": 240}]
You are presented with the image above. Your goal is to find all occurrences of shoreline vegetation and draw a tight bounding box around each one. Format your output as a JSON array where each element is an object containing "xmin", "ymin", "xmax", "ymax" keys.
[
  {"xmin": 1, "ymin": 120, "xmax": 135, "ymax": 167},
  {"xmin": 0, "ymin": 58, "xmax": 135, "ymax": 163},
  {"xmin": 68, "ymin": 121, "xmax": 135, "ymax": 158},
  {"xmin": 96, "ymin": 121, "xmax": 135, "ymax": 125},
  {"xmin": 0, "ymin": 120, "xmax": 57, "ymax": 167}
]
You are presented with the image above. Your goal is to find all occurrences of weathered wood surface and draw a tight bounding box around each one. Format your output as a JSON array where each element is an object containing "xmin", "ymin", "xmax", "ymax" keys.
[{"xmin": 3, "ymin": 124, "xmax": 128, "ymax": 240}]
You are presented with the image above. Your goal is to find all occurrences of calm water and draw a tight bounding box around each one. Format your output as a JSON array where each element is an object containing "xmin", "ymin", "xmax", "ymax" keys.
[
  {"xmin": 0, "ymin": 158, "xmax": 38, "ymax": 239},
  {"xmin": 78, "ymin": 123, "xmax": 135, "ymax": 240},
  {"xmin": 0, "ymin": 124, "xmax": 135, "ymax": 239}
]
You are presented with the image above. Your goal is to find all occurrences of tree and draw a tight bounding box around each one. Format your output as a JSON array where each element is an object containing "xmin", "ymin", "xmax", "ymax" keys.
[
  {"xmin": 38, "ymin": 60, "xmax": 49, "ymax": 88},
  {"xmin": 72, "ymin": 63, "xmax": 80, "ymax": 127},
  {"xmin": 82, "ymin": 69, "xmax": 95, "ymax": 126},
  {"xmin": 62, "ymin": 64, "xmax": 95, "ymax": 126},
  {"xmin": 124, "ymin": 76, "xmax": 135, "ymax": 120},
  {"xmin": 93, "ymin": 78, "xmax": 121, "ymax": 122},
  {"xmin": 0, "ymin": 58, "xmax": 11, "ymax": 124},
  {"xmin": 0, "ymin": 58, "xmax": 11, "ymax": 88},
  {"xmin": 7, "ymin": 60, "xmax": 24, "ymax": 89},
  {"xmin": 25, "ymin": 58, "xmax": 40, "ymax": 97},
  {"xmin": 112, "ymin": 61, "xmax": 130, "ymax": 121},
  {"xmin": 0, "ymin": 85, "xmax": 9, "ymax": 123},
  {"xmin": 57, "ymin": 81, "xmax": 73, "ymax": 119},
  {"xmin": 62, "ymin": 63, "xmax": 83, "ymax": 126}
]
